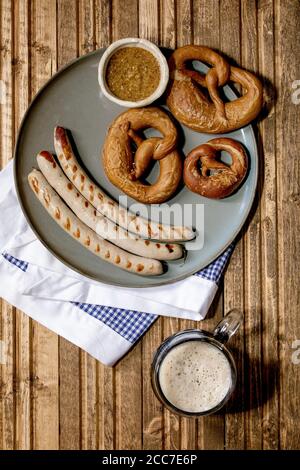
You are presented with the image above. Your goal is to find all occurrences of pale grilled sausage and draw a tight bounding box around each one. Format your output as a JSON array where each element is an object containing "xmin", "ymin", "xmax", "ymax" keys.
[
  {"xmin": 28, "ymin": 170, "xmax": 163, "ymax": 276},
  {"xmin": 37, "ymin": 151, "xmax": 183, "ymax": 260},
  {"xmin": 54, "ymin": 126, "xmax": 194, "ymax": 241}
]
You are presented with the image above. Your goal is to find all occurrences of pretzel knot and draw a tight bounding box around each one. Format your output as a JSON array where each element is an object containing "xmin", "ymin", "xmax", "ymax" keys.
[
  {"xmin": 183, "ymin": 138, "xmax": 248, "ymax": 199},
  {"xmin": 102, "ymin": 107, "xmax": 182, "ymax": 204},
  {"xmin": 127, "ymin": 130, "xmax": 166, "ymax": 181},
  {"xmin": 167, "ymin": 45, "xmax": 263, "ymax": 133}
]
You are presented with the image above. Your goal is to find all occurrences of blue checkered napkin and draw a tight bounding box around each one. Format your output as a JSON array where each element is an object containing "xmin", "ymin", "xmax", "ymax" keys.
[
  {"xmin": 72, "ymin": 303, "xmax": 157, "ymax": 343},
  {"xmin": 2, "ymin": 252, "xmax": 29, "ymax": 272},
  {"xmin": 1, "ymin": 244, "xmax": 234, "ymax": 345},
  {"xmin": 194, "ymin": 243, "xmax": 234, "ymax": 285}
]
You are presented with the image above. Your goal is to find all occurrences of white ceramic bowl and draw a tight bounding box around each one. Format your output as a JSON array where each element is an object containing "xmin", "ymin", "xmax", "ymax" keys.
[{"xmin": 98, "ymin": 38, "xmax": 169, "ymax": 108}]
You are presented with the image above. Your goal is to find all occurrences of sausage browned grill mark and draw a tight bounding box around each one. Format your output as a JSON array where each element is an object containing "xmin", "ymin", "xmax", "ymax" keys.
[
  {"xmin": 102, "ymin": 107, "xmax": 182, "ymax": 204},
  {"xmin": 28, "ymin": 170, "xmax": 163, "ymax": 276},
  {"xmin": 54, "ymin": 125, "xmax": 194, "ymax": 241},
  {"xmin": 183, "ymin": 138, "xmax": 248, "ymax": 199},
  {"xmin": 37, "ymin": 151, "xmax": 183, "ymax": 260},
  {"xmin": 167, "ymin": 45, "xmax": 263, "ymax": 134}
]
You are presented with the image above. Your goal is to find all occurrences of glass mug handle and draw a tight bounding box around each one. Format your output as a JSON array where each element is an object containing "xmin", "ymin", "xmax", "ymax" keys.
[{"xmin": 213, "ymin": 309, "xmax": 243, "ymax": 344}]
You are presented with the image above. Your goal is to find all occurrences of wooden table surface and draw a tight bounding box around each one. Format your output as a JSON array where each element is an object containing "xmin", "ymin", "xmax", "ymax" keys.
[{"xmin": 0, "ymin": 0, "xmax": 299, "ymax": 450}]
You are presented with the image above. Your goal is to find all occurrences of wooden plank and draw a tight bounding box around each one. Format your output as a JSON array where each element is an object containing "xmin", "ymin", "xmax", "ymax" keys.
[
  {"xmin": 141, "ymin": 320, "xmax": 163, "ymax": 450},
  {"xmin": 275, "ymin": 0, "xmax": 300, "ymax": 450},
  {"xmin": 257, "ymin": 0, "xmax": 279, "ymax": 450},
  {"xmin": 197, "ymin": 293, "xmax": 225, "ymax": 450},
  {"xmin": 0, "ymin": 302, "xmax": 15, "ymax": 450},
  {"xmin": 192, "ymin": 0, "xmax": 224, "ymax": 450},
  {"xmin": 57, "ymin": 0, "xmax": 77, "ymax": 68},
  {"xmin": 160, "ymin": 0, "xmax": 175, "ymax": 50},
  {"xmin": 138, "ymin": 0, "xmax": 163, "ymax": 451},
  {"xmin": 220, "ymin": 0, "xmax": 245, "ymax": 450},
  {"xmin": 219, "ymin": 0, "xmax": 240, "ymax": 63},
  {"xmin": 30, "ymin": 0, "xmax": 59, "ymax": 450},
  {"xmin": 74, "ymin": 0, "xmax": 100, "ymax": 451},
  {"xmin": 140, "ymin": 0, "xmax": 159, "ymax": 43},
  {"xmin": 193, "ymin": 0, "xmax": 219, "ymax": 49},
  {"xmin": 79, "ymin": 0, "xmax": 95, "ymax": 54},
  {"xmin": 176, "ymin": 0, "xmax": 193, "ymax": 47},
  {"xmin": 224, "ymin": 240, "xmax": 245, "ymax": 450},
  {"xmin": 94, "ymin": 0, "xmax": 114, "ymax": 450},
  {"xmin": 112, "ymin": 0, "xmax": 138, "ymax": 40},
  {"xmin": 98, "ymin": 362, "xmax": 115, "ymax": 450},
  {"xmin": 241, "ymin": 0, "xmax": 263, "ymax": 450},
  {"xmin": 13, "ymin": 0, "xmax": 32, "ymax": 451},
  {"xmin": 161, "ymin": 314, "xmax": 181, "ymax": 451},
  {"xmin": 111, "ymin": 0, "xmax": 142, "ymax": 450},
  {"xmin": 95, "ymin": 0, "xmax": 111, "ymax": 49},
  {"xmin": 56, "ymin": 0, "xmax": 81, "ymax": 450},
  {"xmin": 176, "ymin": 0, "xmax": 197, "ymax": 450},
  {"xmin": 80, "ymin": 353, "xmax": 98, "ymax": 449},
  {"xmin": 159, "ymin": 0, "xmax": 181, "ymax": 451},
  {"xmin": 59, "ymin": 339, "xmax": 81, "ymax": 450},
  {"xmin": 115, "ymin": 345, "xmax": 142, "ymax": 449},
  {"xmin": 0, "ymin": 0, "xmax": 15, "ymax": 451}
]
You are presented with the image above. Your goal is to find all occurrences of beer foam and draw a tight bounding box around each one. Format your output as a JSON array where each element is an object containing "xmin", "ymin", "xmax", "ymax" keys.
[{"xmin": 158, "ymin": 340, "xmax": 232, "ymax": 413}]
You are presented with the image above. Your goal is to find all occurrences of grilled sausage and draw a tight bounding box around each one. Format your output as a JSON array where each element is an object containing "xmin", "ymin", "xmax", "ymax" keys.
[
  {"xmin": 28, "ymin": 170, "xmax": 163, "ymax": 276},
  {"xmin": 54, "ymin": 126, "xmax": 194, "ymax": 241},
  {"xmin": 37, "ymin": 151, "xmax": 183, "ymax": 260}
]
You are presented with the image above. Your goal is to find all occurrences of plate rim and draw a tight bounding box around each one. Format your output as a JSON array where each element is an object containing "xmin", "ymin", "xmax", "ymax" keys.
[{"xmin": 13, "ymin": 47, "xmax": 258, "ymax": 288}]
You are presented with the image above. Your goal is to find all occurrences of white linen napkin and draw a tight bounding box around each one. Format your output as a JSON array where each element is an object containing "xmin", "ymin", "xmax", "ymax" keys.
[{"xmin": 0, "ymin": 161, "xmax": 233, "ymax": 365}]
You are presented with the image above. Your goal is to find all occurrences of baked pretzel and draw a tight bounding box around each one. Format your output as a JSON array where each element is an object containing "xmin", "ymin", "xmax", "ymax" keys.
[
  {"xmin": 102, "ymin": 107, "xmax": 182, "ymax": 204},
  {"xmin": 167, "ymin": 45, "xmax": 263, "ymax": 133},
  {"xmin": 184, "ymin": 138, "xmax": 248, "ymax": 199}
]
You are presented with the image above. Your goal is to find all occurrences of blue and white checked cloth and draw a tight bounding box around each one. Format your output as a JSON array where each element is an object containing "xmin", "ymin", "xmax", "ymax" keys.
[{"xmin": 0, "ymin": 162, "xmax": 233, "ymax": 365}]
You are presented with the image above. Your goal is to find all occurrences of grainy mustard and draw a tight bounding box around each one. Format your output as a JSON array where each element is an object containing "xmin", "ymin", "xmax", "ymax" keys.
[{"xmin": 106, "ymin": 47, "xmax": 160, "ymax": 101}]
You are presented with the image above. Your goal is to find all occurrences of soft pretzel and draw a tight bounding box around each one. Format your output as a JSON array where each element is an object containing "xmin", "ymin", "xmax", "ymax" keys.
[
  {"xmin": 184, "ymin": 138, "xmax": 248, "ymax": 199},
  {"xmin": 102, "ymin": 107, "xmax": 182, "ymax": 204},
  {"xmin": 167, "ymin": 45, "xmax": 263, "ymax": 133}
]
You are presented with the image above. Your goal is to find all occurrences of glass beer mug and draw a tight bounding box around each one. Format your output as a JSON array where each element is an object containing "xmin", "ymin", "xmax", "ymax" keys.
[{"xmin": 151, "ymin": 309, "xmax": 242, "ymax": 417}]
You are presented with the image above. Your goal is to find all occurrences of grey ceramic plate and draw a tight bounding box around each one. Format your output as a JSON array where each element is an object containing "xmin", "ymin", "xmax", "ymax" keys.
[{"xmin": 14, "ymin": 48, "xmax": 258, "ymax": 288}]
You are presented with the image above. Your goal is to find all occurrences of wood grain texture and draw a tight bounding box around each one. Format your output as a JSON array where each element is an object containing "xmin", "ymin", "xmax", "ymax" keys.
[
  {"xmin": 0, "ymin": 0, "xmax": 299, "ymax": 450},
  {"xmin": 77, "ymin": 0, "xmax": 100, "ymax": 451},
  {"xmin": 220, "ymin": 0, "xmax": 245, "ymax": 450},
  {"xmin": 56, "ymin": 0, "xmax": 81, "ymax": 451},
  {"xmin": 241, "ymin": 0, "xmax": 263, "ymax": 450},
  {"xmin": 275, "ymin": 0, "xmax": 300, "ymax": 450},
  {"xmin": 13, "ymin": 0, "xmax": 31, "ymax": 451},
  {"xmin": 95, "ymin": 0, "xmax": 111, "ymax": 49},
  {"xmin": 257, "ymin": 0, "xmax": 279, "ymax": 450},
  {"xmin": 0, "ymin": 0, "xmax": 15, "ymax": 451},
  {"xmin": 112, "ymin": 0, "xmax": 142, "ymax": 452},
  {"xmin": 138, "ymin": 0, "xmax": 163, "ymax": 451},
  {"xmin": 30, "ymin": 0, "xmax": 59, "ymax": 450},
  {"xmin": 176, "ymin": 0, "xmax": 197, "ymax": 450},
  {"xmin": 159, "ymin": 0, "xmax": 181, "ymax": 451},
  {"xmin": 94, "ymin": 0, "xmax": 114, "ymax": 451},
  {"xmin": 193, "ymin": 0, "xmax": 225, "ymax": 451}
]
